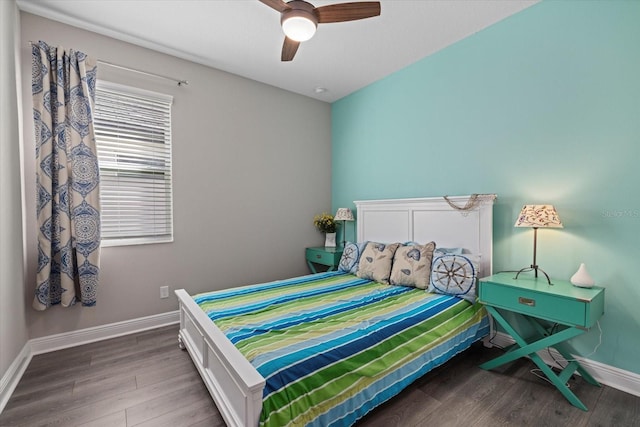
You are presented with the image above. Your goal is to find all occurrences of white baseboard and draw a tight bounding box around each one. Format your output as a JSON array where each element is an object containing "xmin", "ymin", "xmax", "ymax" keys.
[
  {"xmin": 0, "ymin": 310, "xmax": 179, "ymax": 413},
  {"xmin": 29, "ymin": 310, "xmax": 179, "ymax": 355},
  {"xmin": 490, "ymin": 331, "xmax": 640, "ymax": 398},
  {"xmin": 0, "ymin": 342, "xmax": 32, "ymax": 414}
]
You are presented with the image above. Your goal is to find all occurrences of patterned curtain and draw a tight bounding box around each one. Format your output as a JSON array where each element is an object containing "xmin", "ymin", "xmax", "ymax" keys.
[{"xmin": 31, "ymin": 41, "xmax": 101, "ymax": 310}]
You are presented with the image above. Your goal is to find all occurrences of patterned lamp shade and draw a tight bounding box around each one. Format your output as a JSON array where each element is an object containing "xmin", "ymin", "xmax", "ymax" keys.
[
  {"xmin": 334, "ymin": 208, "xmax": 354, "ymax": 221},
  {"xmin": 335, "ymin": 208, "xmax": 354, "ymax": 247},
  {"xmin": 514, "ymin": 205, "xmax": 563, "ymax": 228}
]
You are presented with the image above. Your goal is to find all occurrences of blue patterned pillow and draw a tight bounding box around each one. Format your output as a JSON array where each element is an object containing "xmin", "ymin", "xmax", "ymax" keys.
[
  {"xmin": 356, "ymin": 242, "xmax": 400, "ymax": 284},
  {"xmin": 428, "ymin": 254, "xmax": 478, "ymax": 302},
  {"xmin": 338, "ymin": 241, "xmax": 366, "ymax": 273},
  {"xmin": 389, "ymin": 242, "xmax": 436, "ymax": 289}
]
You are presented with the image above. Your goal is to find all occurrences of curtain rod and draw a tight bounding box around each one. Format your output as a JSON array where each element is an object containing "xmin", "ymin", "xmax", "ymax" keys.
[
  {"xmin": 97, "ymin": 60, "xmax": 189, "ymax": 87},
  {"xmin": 29, "ymin": 41, "xmax": 189, "ymax": 87}
]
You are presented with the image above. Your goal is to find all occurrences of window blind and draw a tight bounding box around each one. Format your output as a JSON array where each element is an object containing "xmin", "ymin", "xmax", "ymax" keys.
[{"xmin": 94, "ymin": 81, "xmax": 173, "ymax": 246}]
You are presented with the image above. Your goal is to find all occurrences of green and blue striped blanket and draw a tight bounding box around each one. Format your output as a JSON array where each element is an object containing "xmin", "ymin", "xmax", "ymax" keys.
[{"xmin": 195, "ymin": 271, "xmax": 489, "ymax": 426}]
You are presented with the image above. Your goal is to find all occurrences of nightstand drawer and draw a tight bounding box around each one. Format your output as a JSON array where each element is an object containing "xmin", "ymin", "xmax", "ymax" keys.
[
  {"xmin": 479, "ymin": 282, "xmax": 586, "ymax": 327},
  {"xmin": 479, "ymin": 274, "xmax": 604, "ymax": 328},
  {"xmin": 306, "ymin": 248, "xmax": 341, "ymax": 265}
]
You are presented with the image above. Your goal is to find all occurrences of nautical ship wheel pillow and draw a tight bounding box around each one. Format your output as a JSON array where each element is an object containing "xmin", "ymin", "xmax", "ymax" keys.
[
  {"xmin": 428, "ymin": 254, "xmax": 478, "ymax": 303},
  {"xmin": 338, "ymin": 241, "xmax": 367, "ymax": 274}
]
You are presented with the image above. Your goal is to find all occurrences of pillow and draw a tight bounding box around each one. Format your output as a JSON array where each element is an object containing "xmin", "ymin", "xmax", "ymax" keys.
[
  {"xmin": 434, "ymin": 247, "xmax": 464, "ymax": 255},
  {"xmin": 338, "ymin": 241, "xmax": 366, "ymax": 273},
  {"xmin": 389, "ymin": 241, "xmax": 436, "ymax": 289},
  {"xmin": 356, "ymin": 242, "xmax": 400, "ymax": 284},
  {"xmin": 428, "ymin": 254, "xmax": 479, "ymax": 302}
]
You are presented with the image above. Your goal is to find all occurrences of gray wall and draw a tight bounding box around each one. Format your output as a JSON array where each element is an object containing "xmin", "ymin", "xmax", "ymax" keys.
[
  {"xmin": 20, "ymin": 13, "xmax": 332, "ymax": 339},
  {"xmin": 0, "ymin": 0, "xmax": 28, "ymax": 379}
]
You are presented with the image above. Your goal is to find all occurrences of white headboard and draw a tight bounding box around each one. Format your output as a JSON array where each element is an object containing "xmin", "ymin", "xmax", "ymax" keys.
[{"xmin": 355, "ymin": 194, "xmax": 497, "ymax": 277}]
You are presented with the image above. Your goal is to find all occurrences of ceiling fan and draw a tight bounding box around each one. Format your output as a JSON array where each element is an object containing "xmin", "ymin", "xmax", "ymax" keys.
[{"xmin": 259, "ymin": 0, "xmax": 381, "ymax": 61}]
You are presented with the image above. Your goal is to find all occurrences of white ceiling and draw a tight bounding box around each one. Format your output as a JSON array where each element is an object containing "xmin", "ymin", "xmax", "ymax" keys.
[{"xmin": 17, "ymin": 0, "xmax": 537, "ymax": 103}]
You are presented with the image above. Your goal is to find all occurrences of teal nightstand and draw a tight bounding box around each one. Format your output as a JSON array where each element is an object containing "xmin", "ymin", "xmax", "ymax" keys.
[
  {"xmin": 478, "ymin": 272, "xmax": 604, "ymax": 411},
  {"xmin": 305, "ymin": 246, "xmax": 343, "ymax": 273}
]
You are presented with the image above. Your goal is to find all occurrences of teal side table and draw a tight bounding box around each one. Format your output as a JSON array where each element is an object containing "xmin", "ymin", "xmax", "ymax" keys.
[
  {"xmin": 478, "ymin": 272, "xmax": 605, "ymax": 411},
  {"xmin": 305, "ymin": 246, "xmax": 343, "ymax": 273}
]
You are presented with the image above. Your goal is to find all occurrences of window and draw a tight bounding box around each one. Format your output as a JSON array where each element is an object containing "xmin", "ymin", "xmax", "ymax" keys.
[{"xmin": 94, "ymin": 81, "xmax": 173, "ymax": 246}]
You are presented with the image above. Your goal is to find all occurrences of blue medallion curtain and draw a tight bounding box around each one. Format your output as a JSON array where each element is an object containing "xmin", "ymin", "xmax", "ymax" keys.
[{"xmin": 31, "ymin": 41, "xmax": 101, "ymax": 310}]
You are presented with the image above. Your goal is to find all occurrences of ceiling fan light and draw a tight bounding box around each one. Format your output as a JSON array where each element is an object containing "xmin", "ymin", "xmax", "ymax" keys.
[{"xmin": 282, "ymin": 15, "xmax": 317, "ymax": 42}]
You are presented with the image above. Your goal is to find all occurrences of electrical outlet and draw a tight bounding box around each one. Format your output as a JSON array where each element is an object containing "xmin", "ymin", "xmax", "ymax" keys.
[{"xmin": 160, "ymin": 286, "xmax": 169, "ymax": 299}]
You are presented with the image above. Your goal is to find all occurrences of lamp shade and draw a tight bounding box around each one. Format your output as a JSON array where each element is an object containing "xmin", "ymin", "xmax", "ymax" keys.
[
  {"xmin": 334, "ymin": 208, "xmax": 354, "ymax": 221},
  {"xmin": 514, "ymin": 205, "xmax": 563, "ymax": 228}
]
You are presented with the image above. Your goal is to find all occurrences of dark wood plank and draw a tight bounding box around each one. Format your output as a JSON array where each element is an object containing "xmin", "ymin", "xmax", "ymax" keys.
[
  {"xmin": 75, "ymin": 410, "xmax": 127, "ymax": 427},
  {"xmin": 8, "ymin": 372, "xmax": 203, "ymax": 426},
  {"xmin": 132, "ymin": 398, "xmax": 223, "ymax": 427},
  {"xmin": 187, "ymin": 415, "xmax": 227, "ymax": 427},
  {"xmin": 586, "ymin": 385, "xmax": 640, "ymax": 427},
  {"xmin": 125, "ymin": 376, "xmax": 212, "ymax": 425},
  {"xmin": 134, "ymin": 356, "xmax": 198, "ymax": 388},
  {"xmin": 357, "ymin": 387, "xmax": 441, "ymax": 427},
  {"xmin": 72, "ymin": 372, "xmax": 138, "ymax": 397},
  {"xmin": 15, "ymin": 340, "xmax": 185, "ymax": 392},
  {"xmin": 470, "ymin": 361, "xmax": 594, "ymax": 427},
  {"xmin": 411, "ymin": 355, "xmax": 524, "ymax": 425},
  {"xmin": 1, "ymin": 380, "xmax": 75, "ymax": 413}
]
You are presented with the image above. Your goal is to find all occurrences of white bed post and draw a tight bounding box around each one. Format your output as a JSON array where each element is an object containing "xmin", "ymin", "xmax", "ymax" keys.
[{"xmin": 175, "ymin": 289, "xmax": 265, "ymax": 427}]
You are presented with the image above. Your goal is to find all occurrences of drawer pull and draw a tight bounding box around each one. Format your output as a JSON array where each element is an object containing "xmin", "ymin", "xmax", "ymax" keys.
[
  {"xmin": 518, "ymin": 297, "xmax": 536, "ymax": 307},
  {"xmin": 316, "ymin": 255, "xmax": 322, "ymax": 259}
]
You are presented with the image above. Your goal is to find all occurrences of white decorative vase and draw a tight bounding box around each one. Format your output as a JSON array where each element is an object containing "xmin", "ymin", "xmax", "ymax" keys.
[
  {"xmin": 570, "ymin": 263, "xmax": 595, "ymax": 288},
  {"xmin": 325, "ymin": 232, "xmax": 337, "ymax": 247}
]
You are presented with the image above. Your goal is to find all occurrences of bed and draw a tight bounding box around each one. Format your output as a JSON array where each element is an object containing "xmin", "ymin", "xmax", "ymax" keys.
[{"xmin": 175, "ymin": 194, "xmax": 496, "ymax": 426}]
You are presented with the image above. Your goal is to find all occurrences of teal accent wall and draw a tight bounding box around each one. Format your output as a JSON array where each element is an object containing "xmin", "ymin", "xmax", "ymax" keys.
[{"xmin": 332, "ymin": 1, "xmax": 640, "ymax": 375}]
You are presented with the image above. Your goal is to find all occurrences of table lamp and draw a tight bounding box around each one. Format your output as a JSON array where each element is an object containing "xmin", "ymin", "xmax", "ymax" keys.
[
  {"xmin": 514, "ymin": 204, "xmax": 563, "ymax": 285},
  {"xmin": 334, "ymin": 208, "xmax": 354, "ymax": 247}
]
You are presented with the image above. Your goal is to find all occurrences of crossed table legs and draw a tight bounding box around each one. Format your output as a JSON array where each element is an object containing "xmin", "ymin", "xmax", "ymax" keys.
[{"xmin": 480, "ymin": 306, "xmax": 600, "ymax": 411}]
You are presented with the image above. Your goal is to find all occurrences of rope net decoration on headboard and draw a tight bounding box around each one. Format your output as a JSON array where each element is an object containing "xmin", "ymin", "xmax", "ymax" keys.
[{"xmin": 443, "ymin": 194, "xmax": 495, "ymax": 216}]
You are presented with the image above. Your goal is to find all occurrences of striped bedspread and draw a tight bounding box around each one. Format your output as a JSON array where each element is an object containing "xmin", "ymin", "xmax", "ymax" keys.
[{"xmin": 194, "ymin": 271, "xmax": 489, "ymax": 427}]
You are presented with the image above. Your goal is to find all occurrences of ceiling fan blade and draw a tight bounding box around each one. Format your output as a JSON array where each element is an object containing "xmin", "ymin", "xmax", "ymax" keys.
[
  {"xmin": 259, "ymin": 0, "xmax": 291, "ymax": 13},
  {"xmin": 281, "ymin": 37, "xmax": 300, "ymax": 61},
  {"xmin": 316, "ymin": 2, "xmax": 381, "ymax": 23}
]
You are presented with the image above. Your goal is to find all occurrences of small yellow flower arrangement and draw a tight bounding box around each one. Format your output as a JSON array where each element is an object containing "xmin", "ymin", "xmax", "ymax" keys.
[{"xmin": 313, "ymin": 212, "xmax": 337, "ymax": 233}]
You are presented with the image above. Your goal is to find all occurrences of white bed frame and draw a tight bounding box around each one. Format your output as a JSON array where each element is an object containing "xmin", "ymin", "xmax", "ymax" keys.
[{"xmin": 175, "ymin": 194, "xmax": 496, "ymax": 427}]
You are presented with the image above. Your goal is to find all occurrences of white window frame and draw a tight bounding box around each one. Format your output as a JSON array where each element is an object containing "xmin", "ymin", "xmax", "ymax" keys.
[{"xmin": 94, "ymin": 80, "xmax": 174, "ymax": 247}]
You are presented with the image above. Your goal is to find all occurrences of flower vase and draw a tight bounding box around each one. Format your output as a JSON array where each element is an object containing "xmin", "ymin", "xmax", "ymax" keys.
[
  {"xmin": 325, "ymin": 232, "xmax": 337, "ymax": 247},
  {"xmin": 570, "ymin": 263, "xmax": 595, "ymax": 288}
]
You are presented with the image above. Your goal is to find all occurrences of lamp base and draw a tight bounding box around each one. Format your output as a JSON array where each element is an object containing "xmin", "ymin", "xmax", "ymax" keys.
[{"xmin": 514, "ymin": 265, "xmax": 552, "ymax": 285}]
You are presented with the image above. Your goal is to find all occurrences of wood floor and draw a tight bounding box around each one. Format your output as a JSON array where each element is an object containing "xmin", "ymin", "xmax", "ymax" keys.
[{"xmin": 1, "ymin": 325, "xmax": 638, "ymax": 427}]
